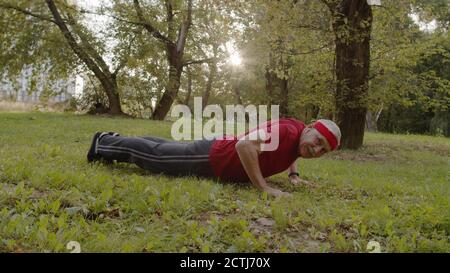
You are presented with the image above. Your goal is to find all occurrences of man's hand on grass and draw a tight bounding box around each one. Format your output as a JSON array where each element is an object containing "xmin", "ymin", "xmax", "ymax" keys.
[
  {"xmin": 263, "ymin": 186, "xmax": 292, "ymax": 198},
  {"xmin": 289, "ymin": 175, "xmax": 316, "ymax": 188}
]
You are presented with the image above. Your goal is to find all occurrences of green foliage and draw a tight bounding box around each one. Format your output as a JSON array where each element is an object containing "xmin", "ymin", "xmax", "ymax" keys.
[
  {"xmin": 0, "ymin": 1, "xmax": 78, "ymax": 99},
  {"xmin": 377, "ymin": 35, "xmax": 449, "ymax": 136},
  {"xmin": 1, "ymin": 0, "xmax": 448, "ymax": 131}
]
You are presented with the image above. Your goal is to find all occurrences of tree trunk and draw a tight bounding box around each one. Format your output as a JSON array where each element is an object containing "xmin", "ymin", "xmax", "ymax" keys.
[
  {"xmin": 279, "ymin": 77, "xmax": 289, "ymax": 117},
  {"xmin": 265, "ymin": 50, "xmax": 291, "ymax": 117},
  {"xmin": 332, "ymin": 0, "xmax": 373, "ymax": 149},
  {"xmin": 45, "ymin": 0, "xmax": 123, "ymax": 115},
  {"xmin": 184, "ymin": 66, "xmax": 193, "ymax": 105},
  {"xmin": 202, "ymin": 62, "xmax": 217, "ymax": 108},
  {"xmin": 202, "ymin": 46, "xmax": 218, "ymax": 108},
  {"xmin": 365, "ymin": 111, "xmax": 376, "ymax": 132},
  {"xmin": 266, "ymin": 71, "xmax": 289, "ymax": 117},
  {"xmin": 265, "ymin": 66, "xmax": 274, "ymax": 106},
  {"xmin": 152, "ymin": 60, "xmax": 183, "ymax": 120},
  {"xmin": 234, "ymin": 83, "xmax": 243, "ymax": 105},
  {"xmin": 149, "ymin": 0, "xmax": 192, "ymax": 120},
  {"xmin": 365, "ymin": 105, "xmax": 382, "ymax": 132},
  {"xmin": 106, "ymin": 80, "xmax": 122, "ymax": 114}
]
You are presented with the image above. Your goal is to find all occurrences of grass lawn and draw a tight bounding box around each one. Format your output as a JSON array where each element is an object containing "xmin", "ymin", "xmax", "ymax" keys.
[{"xmin": 0, "ymin": 111, "xmax": 448, "ymax": 253}]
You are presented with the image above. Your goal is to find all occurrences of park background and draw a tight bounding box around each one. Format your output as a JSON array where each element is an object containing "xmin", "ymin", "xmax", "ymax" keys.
[{"xmin": 0, "ymin": 0, "xmax": 448, "ymax": 252}]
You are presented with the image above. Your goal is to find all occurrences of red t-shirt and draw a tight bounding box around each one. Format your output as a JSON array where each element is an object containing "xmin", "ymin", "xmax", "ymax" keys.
[{"xmin": 209, "ymin": 118, "xmax": 305, "ymax": 182}]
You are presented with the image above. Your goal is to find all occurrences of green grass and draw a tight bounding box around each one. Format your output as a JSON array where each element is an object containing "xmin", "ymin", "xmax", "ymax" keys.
[{"xmin": 0, "ymin": 111, "xmax": 448, "ymax": 253}]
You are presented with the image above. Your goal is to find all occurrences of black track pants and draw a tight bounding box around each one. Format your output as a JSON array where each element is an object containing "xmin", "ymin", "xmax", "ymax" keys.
[{"xmin": 97, "ymin": 135, "xmax": 215, "ymax": 178}]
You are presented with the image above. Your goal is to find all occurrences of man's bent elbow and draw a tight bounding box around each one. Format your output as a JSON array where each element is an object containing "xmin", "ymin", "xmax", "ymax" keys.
[
  {"xmin": 235, "ymin": 139, "xmax": 248, "ymax": 152},
  {"xmin": 235, "ymin": 139, "xmax": 260, "ymax": 154}
]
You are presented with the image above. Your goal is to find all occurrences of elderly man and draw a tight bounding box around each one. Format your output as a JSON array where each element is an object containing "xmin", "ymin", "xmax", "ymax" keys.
[{"xmin": 87, "ymin": 118, "xmax": 341, "ymax": 197}]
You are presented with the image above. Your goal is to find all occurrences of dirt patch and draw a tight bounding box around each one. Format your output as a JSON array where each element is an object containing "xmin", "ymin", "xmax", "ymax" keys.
[
  {"xmin": 0, "ymin": 101, "xmax": 75, "ymax": 113},
  {"xmin": 324, "ymin": 145, "xmax": 394, "ymax": 162},
  {"xmin": 0, "ymin": 101, "xmax": 36, "ymax": 112},
  {"xmin": 327, "ymin": 151, "xmax": 391, "ymax": 162},
  {"xmin": 248, "ymin": 217, "xmax": 324, "ymax": 252},
  {"xmin": 324, "ymin": 140, "xmax": 449, "ymax": 162},
  {"xmin": 284, "ymin": 230, "xmax": 325, "ymax": 252},
  {"xmin": 320, "ymin": 185, "xmax": 371, "ymax": 201},
  {"xmin": 1, "ymin": 183, "xmax": 17, "ymax": 194},
  {"xmin": 84, "ymin": 207, "xmax": 123, "ymax": 221},
  {"xmin": 406, "ymin": 142, "xmax": 450, "ymax": 157}
]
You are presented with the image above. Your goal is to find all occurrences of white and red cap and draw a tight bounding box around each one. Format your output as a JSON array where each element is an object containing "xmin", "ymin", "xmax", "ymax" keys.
[{"xmin": 312, "ymin": 119, "xmax": 341, "ymax": 151}]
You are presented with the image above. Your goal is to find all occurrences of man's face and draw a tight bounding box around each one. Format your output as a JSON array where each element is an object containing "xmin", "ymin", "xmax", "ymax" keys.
[{"xmin": 298, "ymin": 128, "xmax": 332, "ymax": 158}]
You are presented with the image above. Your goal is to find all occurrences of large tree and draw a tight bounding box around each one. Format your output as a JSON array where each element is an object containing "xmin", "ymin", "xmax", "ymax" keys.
[
  {"xmin": 235, "ymin": 0, "xmax": 335, "ymax": 120},
  {"xmin": 321, "ymin": 0, "xmax": 373, "ymax": 149},
  {"xmin": 128, "ymin": 0, "xmax": 194, "ymax": 120},
  {"xmin": 0, "ymin": 0, "xmax": 129, "ymax": 114}
]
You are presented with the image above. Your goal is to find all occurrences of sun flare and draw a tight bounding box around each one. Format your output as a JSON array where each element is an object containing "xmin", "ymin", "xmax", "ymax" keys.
[{"xmin": 229, "ymin": 52, "xmax": 242, "ymax": 66}]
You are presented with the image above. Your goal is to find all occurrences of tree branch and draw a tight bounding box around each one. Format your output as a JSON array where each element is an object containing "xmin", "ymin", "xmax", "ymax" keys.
[
  {"xmin": 61, "ymin": 5, "xmax": 168, "ymax": 34},
  {"xmin": 0, "ymin": 3, "xmax": 56, "ymax": 24},
  {"xmin": 183, "ymin": 58, "xmax": 214, "ymax": 67},
  {"xmin": 292, "ymin": 23, "xmax": 331, "ymax": 32},
  {"xmin": 176, "ymin": 0, "xmax": 193, "ymax": 53},
  {"xmin": 64, "ymin": 11, "xmax": 111, "ymax": 76},
  {"xmin": 133, "ymin": 0, "xmax": 172, "ymax": 45},
  {"xmin": 44, "ymin": 0, "xmax": 108, "ymax": 85},
  {"xmin": 113, "ymin": 35, "xmax": 137, "ymax": 75},
  {"xmin": 165, "ymin": 0, "xmax": 175, "ymax": 42},
  {"xmin": 282, "ymin": 42, "xmax": 334, "ymax": 56}
]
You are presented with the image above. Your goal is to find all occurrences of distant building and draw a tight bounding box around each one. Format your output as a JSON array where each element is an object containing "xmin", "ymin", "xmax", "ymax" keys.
[{"xmin": 0, "ymin": 66, "xmax": 76, "ymax": 103}]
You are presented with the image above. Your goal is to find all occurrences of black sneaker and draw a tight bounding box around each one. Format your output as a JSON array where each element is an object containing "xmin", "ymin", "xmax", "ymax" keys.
[
  {"xmin": 87, "ymin": 132, "xmax": 121, "ymax": 163},
  {"xmin": 108, "ymin": 132, "xmax": 120, "ymax": 137},
  {"xmin": 87, "ymin": 132, "xmax": 103, "ymax": 163},
  {"xmin": 87, "ymin": 132, "xmax": 120, "ymax": 163}
]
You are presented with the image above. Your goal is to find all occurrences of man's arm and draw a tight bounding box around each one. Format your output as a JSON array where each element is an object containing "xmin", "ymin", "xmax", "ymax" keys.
[
  {"xmin": 288, "ymin": 160, "xmax": 298, "ymax": 174},
  {"xmin": 288, "ymin": 160, "xmax": 301, "ymax": 185},
  {"xmin": 287, "ymin": 161, "xmax": 301, "ymax": 185},
  {"xmin": 235, "ymin": 133, "xmax": 289, "ymax": 197}
]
